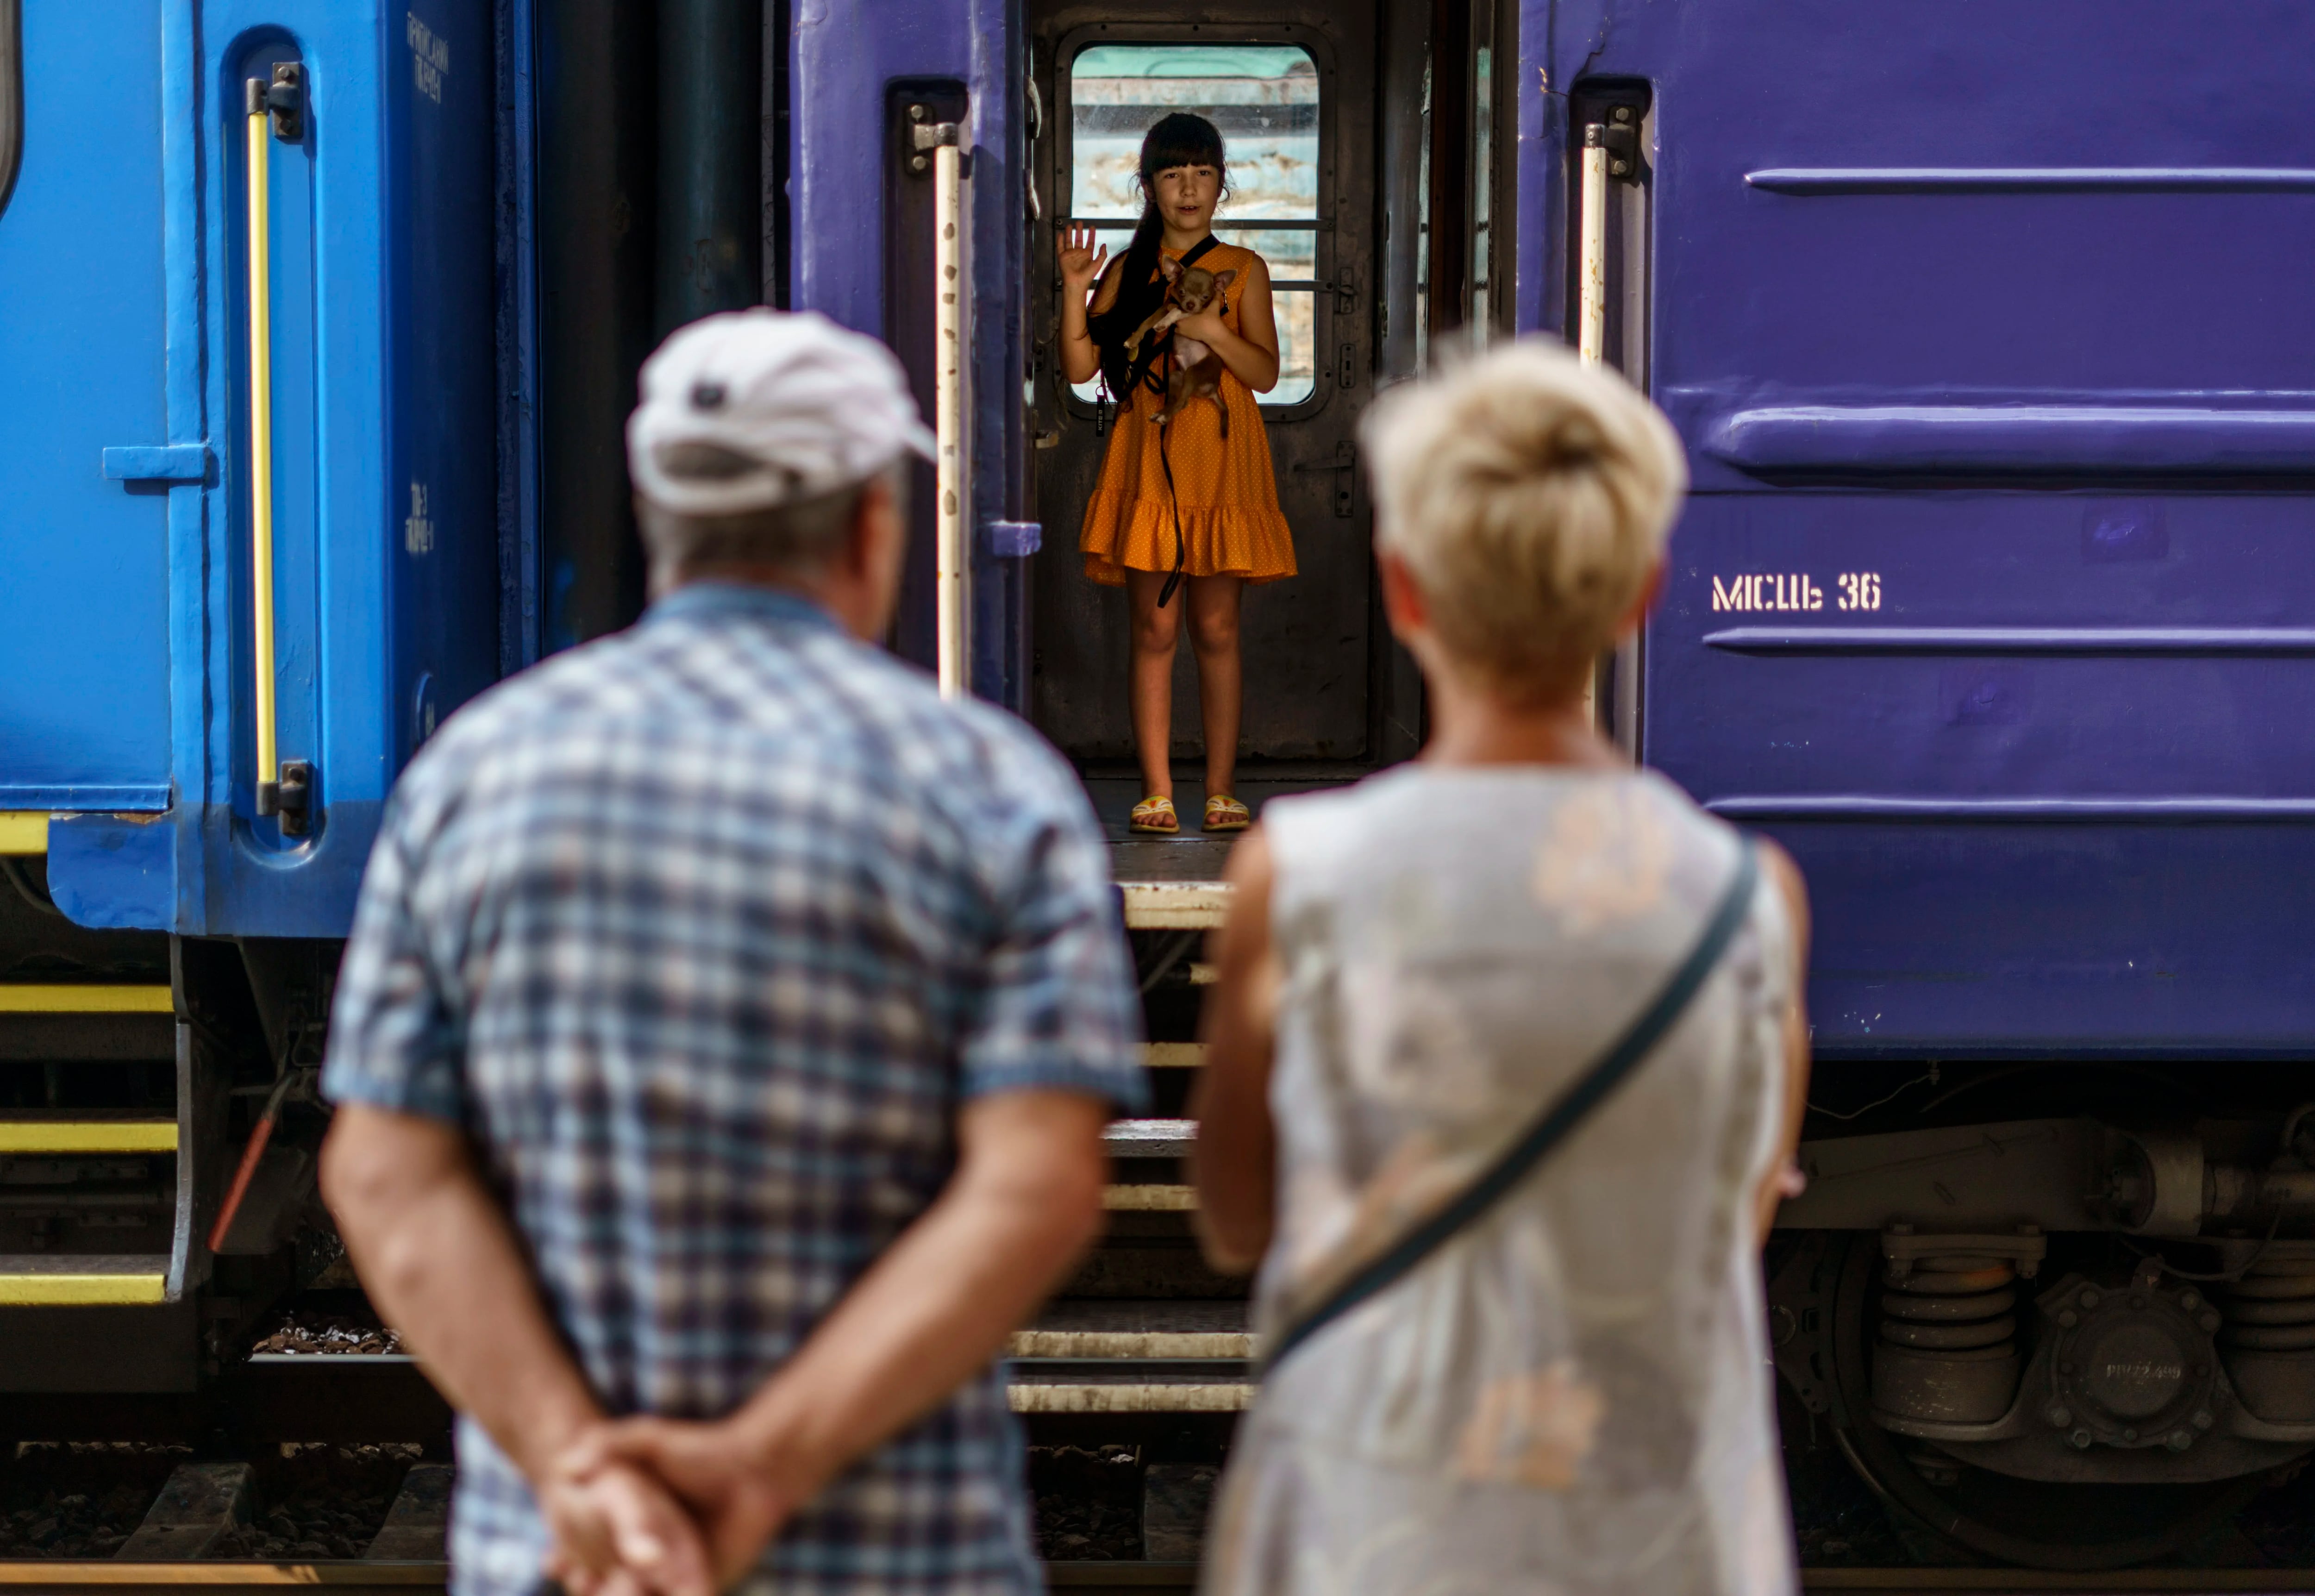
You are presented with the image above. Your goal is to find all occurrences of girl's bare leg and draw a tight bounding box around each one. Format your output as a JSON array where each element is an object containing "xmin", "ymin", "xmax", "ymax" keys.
[
  {"xmin": 1186, "ymin": 575, "xmax": 1243, "ymax": 798},
  {"xmin": 1127, "ymin": 570, "xmax": 1182, "ymax": 800}
]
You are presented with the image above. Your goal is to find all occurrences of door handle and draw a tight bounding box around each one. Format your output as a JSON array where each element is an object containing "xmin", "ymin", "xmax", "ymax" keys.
[{"xmin": 244, "ymin": 65, "xmax": 311, "ymax": 834}]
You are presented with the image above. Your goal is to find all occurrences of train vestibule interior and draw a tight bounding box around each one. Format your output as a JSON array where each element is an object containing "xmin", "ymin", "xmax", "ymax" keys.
[{"xmin": 535, "ymin": 0, "xmax": 1520, "ymax": 839}]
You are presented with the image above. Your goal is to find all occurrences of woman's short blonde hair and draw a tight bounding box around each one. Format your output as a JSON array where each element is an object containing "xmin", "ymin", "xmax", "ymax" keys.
[{"xmin": 1360, "ymin": 339, "xmax": 1688, "ymax": 691}]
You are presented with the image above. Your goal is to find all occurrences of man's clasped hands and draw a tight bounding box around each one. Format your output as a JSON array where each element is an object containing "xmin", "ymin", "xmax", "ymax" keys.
[{"xmin": 535, "ymin": 1409, "xmax": 807, "ymax": 1596}]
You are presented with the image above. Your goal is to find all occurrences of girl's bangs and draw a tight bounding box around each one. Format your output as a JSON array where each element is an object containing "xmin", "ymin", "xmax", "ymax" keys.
[{"xmin": 1140, "ymin": 116, "xmax": 1226, "ymax": 181}]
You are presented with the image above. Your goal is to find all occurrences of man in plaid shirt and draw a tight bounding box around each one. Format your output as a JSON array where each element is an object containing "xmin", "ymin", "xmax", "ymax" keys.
[{"xmin": 319, "ymin": 311, "xmax": 1145, "ymax": 1596}]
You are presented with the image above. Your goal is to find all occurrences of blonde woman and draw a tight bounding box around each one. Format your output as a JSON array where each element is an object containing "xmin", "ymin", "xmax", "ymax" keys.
[{"xmin": 1190, "ymin": 341, "xmax": 1813, "ymax": 1596}]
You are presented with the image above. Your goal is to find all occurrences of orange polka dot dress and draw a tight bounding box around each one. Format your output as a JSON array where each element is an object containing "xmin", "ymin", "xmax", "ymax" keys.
[{"xmin": 1079, "ymin": 241, "xmax": 1298, "ymax": 588}]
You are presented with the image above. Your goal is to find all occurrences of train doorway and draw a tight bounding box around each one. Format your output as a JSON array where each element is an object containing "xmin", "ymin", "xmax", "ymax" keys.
[{"xmin": 1026, "ymin": 2, "xmax": 1418, "ymax": 833}]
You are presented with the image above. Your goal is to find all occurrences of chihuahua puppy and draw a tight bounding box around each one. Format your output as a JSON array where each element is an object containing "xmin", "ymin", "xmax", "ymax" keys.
[{"xmin": 1124, "ymin": 256, "xmax": 1238, "ymax": 438}]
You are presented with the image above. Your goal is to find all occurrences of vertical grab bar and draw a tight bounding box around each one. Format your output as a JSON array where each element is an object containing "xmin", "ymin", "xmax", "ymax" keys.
[
  {"xmin": 243, "ymin": 81, "xmax": 282, "ymax": 813},
  {"xmin": 244, "ymin": 69, "xmax": 309, "ymax": 832},
  {"xmin": 931, "ymin": 128, "xmax": 969, "ymax": 700},
  {"xmin": 1577, "ymin": 122, "xmax": 1610, "ymax": 728},
  {"xmin": 1577, "ymin": 123, "xmax": 1609, "ymax": 369}
]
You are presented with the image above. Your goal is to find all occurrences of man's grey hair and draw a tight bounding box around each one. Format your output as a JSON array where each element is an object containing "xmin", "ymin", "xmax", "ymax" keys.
[{"xmin": 637, "ymin": 441, "xmax": 909, "ymax": 588}]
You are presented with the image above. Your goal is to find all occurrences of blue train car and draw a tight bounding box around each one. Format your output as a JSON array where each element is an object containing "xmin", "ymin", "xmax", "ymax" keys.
[
  {"xmin": 9, "ymin": 0, "xmax": 2315, "ymax": 1565},
  {"xmin": 0, "ymin": 0, "xmax": 499, "ymax": 1378}
]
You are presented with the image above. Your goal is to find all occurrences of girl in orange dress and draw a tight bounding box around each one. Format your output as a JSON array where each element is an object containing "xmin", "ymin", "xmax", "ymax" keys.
[{"xmin": 1058, "ymin": 113, "xmax": 1295, "ymax": 835}]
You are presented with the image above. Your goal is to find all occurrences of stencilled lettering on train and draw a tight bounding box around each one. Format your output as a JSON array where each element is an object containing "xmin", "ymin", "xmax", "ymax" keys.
[
  {"xmin": 407, "ymin": 13, "xmax": 450, "ymax": 104},
  {"xmin": 404, "ymin": 481, "xmax": 435, "ymax": 555},
  {"xmin": 1708, "ymin": 573, "xmax": 1882, "ymax": 612}
]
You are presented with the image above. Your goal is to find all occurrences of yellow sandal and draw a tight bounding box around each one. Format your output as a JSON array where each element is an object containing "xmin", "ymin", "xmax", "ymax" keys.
[
  {"xmin": 1203, "ymin": 794, "xmax": 1251, "ymax": 832},
  {"xmin": 1130, "ymin": 795, "xmax": 1179, "ymax": 834}
]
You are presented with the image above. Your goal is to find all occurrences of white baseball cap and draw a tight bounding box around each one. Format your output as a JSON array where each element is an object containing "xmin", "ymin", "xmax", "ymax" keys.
[{"xmin": 626, "ymin": 308, "xmax": 937, "ymax": 516}]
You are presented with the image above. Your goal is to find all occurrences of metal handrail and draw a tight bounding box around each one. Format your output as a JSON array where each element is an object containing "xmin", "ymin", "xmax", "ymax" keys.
[
  {"xmin": 932, "ymin": 127, "xmax": 969, "ymax": 699},
  {"xmin": 1577, "ymin": 124, "xmax": 1609, "ymax": 369},
  {"xmin": 0, "ymin": 0, "xmax": 23, "ymax": 222},
  {"xmin": 244, "ymin": 79, "xmax": 282, "ymax": 810}
]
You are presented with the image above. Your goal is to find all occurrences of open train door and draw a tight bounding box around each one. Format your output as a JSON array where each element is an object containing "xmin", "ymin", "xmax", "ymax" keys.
[
  {"xmin": 1536, "ymin": 0, "xmax": 2315, "ymax": 1058},
  {"xmin": 788, "ymin": 0, "xmax": 1038, "ymax": 711}
]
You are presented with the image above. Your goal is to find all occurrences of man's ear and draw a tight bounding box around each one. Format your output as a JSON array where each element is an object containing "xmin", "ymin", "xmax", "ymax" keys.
[
  {"xmin": 833, "ymin": 475, "xmax": 910, "ymax": 643},
  {"xmin": 1158, "ymin": 255, "xmax": 1181, "ymax": 282},
  {"xmin": 1210, "ymin": 269, "xmax": 1236, "ymax": 293},
  {"xmin": 1377, "ymin": 545, "xmax": 1431, "ymax": 642}
]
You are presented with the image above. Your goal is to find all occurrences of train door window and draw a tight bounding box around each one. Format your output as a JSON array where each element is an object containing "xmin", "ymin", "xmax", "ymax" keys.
[
  {"xmin": 1032, "ymin": 11, "xmax": 1383, "ymax": 777},
  {"xmin": 1066, "ymin": 45, "xmax": 1321, "ymax": 405}
]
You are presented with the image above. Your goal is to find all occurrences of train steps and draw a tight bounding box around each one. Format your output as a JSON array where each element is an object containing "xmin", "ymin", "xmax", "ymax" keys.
[{"xmin": 1, "ymin": 814, "xmax": 185, "ymax": 1307}]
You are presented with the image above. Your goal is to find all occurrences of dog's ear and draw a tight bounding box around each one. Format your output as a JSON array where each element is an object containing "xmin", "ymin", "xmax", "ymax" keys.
[
  {"xmin": 1158, "ymin": 255, "xmax": 1182, "ymax": 282},
  {"xmin": 1209, "ymin": 268, "xmax": 1237, "ymax": 294}
]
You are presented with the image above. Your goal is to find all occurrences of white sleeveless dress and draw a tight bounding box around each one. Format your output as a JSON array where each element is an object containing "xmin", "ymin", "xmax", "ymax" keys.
[{"xmin": 1201, "ymin": 766, "xmax": 1800, "ymax": 1596}]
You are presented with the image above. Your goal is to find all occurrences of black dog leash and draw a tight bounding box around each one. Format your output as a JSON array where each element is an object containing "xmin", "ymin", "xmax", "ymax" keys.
[
  {"xmin": 1261, "ymin": 837, "xmax": 1763, "ymax": 1374},
  {"xmin": 1151, "ymin": 234, "xmax": 1221, "ymax": 610}
]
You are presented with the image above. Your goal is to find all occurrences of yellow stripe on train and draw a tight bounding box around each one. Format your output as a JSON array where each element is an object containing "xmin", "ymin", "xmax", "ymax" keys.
[
  {"xmin": 0, "ymin": 984, "xmax": 173, "ymax": 1014},
  {"xmin": 0, "ymin": 1122, "xmax": 178, "ymax": 1154}
]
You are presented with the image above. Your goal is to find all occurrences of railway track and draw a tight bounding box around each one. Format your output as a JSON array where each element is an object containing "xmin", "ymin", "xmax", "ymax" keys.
[{"xmin": 8, "ymin": 1568, "xmax": 2315, "ymax": 1595}]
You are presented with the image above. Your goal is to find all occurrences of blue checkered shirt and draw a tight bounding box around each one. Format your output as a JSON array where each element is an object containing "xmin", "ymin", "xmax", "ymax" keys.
[{"xmin": 322, "ymin": 583, "xmax": 1146, "ymax": 1596}]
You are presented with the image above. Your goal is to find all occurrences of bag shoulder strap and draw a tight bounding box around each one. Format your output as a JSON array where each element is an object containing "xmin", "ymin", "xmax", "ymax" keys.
[
  {"xmin": 1179, "ymin": 232, "xmax": 1222, "ymax": 270},
  {"xmin": 1262, "ymin": 835, "xmax": 1763, "ymax": 1374}
]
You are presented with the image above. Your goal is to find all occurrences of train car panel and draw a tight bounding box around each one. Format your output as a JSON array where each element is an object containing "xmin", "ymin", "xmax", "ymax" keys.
[
  {"xmin": 1528, "ymin": 0, "xmax": 2315, "ymax": 1056},
  {"xmin": 14, "ymin": 0, "xmax": 501, "ymax": 939}
]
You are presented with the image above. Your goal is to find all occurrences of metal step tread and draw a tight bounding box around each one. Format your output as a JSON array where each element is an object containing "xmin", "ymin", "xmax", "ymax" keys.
[
  {"xmin": 0, "ymin": 813, "xmax": 47, "ymax": 856},
  {"xmin": 0, "ymin": 1253, "xmax": 170, "ymax": 1305},
  {"xmin": 1105, "ymin": 1119, "xmax": 1195, "ymax": 1159},
  {"xmin": 1006, "ymin": 1358, "xmax": 1255, "ymax": 1414},
  {"xmin": 1104, "ymin": 1183, "xmax": 1195, "ymax": 1211},
  {"xmin": 1012, "ymin": 1299, "xmax": 1251, "ymax": 1359},
  {"xmin": 1118, "ymin": 882, "xmax": 1232, "ymax": 931},
  {"xmin": 1142, "ymin": 1042, "xmax": 1205, "ymax": 1068},
  {"xmin": 0, "ymin": 1118, "xmax": 178, "ymax": 1153}
]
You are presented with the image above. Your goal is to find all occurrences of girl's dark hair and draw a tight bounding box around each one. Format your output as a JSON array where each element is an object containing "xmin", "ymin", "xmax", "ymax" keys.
[{"xmin": 1086, "ymin": 112, "xmax": 1228, "ymax": 399}]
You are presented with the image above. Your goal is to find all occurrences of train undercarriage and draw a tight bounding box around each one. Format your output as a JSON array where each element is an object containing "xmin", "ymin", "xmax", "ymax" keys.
[{"xmin": 1773, "ymin": 1079, "xmax": 2315, "ymax": 1565}]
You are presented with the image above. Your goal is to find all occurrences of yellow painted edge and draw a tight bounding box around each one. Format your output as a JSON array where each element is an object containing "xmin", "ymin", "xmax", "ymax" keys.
[
  {"xmin": 0, "ymin": 983, "xmax": 174, "ymax": 1014},
  {"xmin": 0, "ymin": 1121, "xmax": 179, "ymax": 1153},
  {"xmin": 0, "ymin": 1273, "xmax": 168, "ymax": 1306},
  {"xmin": 0, "ymin": 813, "xmax": 49, "ymax": 855},
  {"xmin": 1143, "ymin": 1042, "xmax": 1206, "ymax": 1068},
  {"xmin": 1011, "ymin": 1331, "xmax": 1256, "ymax": 1358},
  {"xmin": 1105, "ymin": 1183, "xmax": 1196, "ymax": 1211}
]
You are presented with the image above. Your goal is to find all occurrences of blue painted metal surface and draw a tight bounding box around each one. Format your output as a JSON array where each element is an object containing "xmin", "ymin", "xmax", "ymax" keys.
[
  {"xmin": 2, "ymin": 0, "xmax": 501, "ymax": 935},
  {"xmin": 790, "ymin": 0, "xmax": 1033, "ymax": 713},
  {"xmin": 1515, "ymin": 0, "xmax": 2315, "ymax": 1058},
  {"xmin": 0, "ymin": 4, "xmax": 175, "ymax": 814}
]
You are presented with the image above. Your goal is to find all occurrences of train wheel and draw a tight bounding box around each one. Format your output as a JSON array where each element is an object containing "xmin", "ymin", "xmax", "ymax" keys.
[{"xmin": 1821, "ymin": 1231, "xmax": 2268, "ymax": 1569}]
